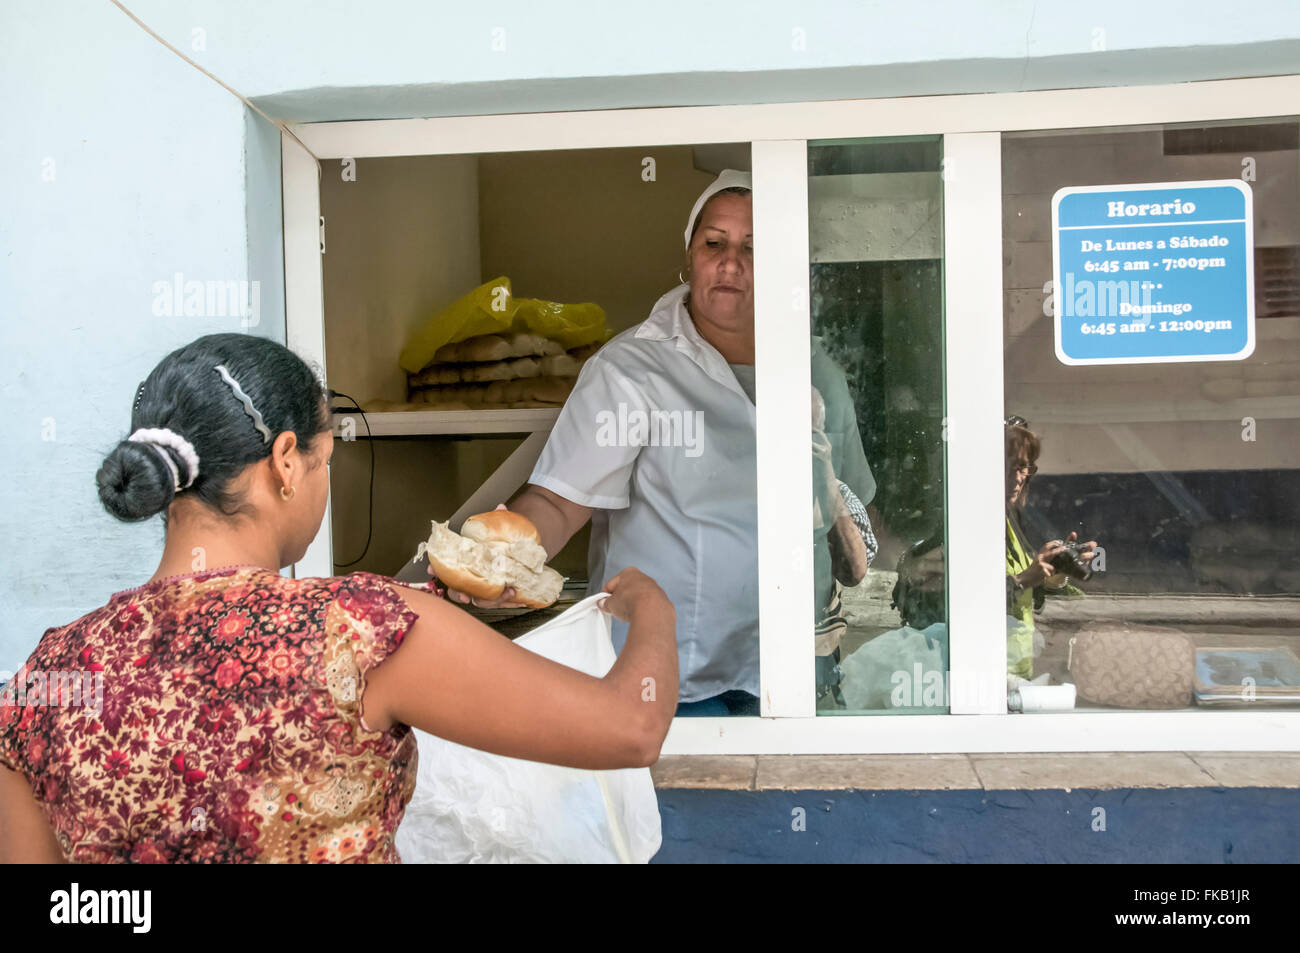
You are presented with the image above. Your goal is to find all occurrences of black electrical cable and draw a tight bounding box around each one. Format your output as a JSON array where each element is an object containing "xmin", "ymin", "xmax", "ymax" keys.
[{"xmin": 326, "ymin": 389, "xmax": 374, "ymax": 568}]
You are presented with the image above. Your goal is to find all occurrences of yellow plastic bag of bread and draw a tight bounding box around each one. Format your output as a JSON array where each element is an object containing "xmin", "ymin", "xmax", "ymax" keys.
[
  {"xmin": 399, "ymin": 276, "xmax": 608, "ymax": 374},
  {"xmin": 393, "ymin": 593, "xmax": 663, "ymax": 863}
]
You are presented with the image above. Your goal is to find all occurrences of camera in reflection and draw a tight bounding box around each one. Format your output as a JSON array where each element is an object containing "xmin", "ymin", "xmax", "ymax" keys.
[{"xmin": 1049, "ymin": 539, "xmax": 1093, "ymax": 582}]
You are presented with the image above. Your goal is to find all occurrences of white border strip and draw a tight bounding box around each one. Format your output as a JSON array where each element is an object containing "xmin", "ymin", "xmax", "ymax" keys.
[{"xmin": 753, "ymin": 141, "xmax": 815, "ymax": 718}]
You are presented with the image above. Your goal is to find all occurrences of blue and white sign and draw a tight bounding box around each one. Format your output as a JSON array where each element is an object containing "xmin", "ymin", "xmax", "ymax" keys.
[{"xmin": 1051, "ymin": 180, "xmax": 1254, "ymax": 365}]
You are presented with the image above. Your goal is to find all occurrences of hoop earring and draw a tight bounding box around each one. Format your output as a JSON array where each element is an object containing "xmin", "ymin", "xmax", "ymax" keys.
[{"xmin": 280, "ymin": 485, "xmax": 296, "ymax": 501}]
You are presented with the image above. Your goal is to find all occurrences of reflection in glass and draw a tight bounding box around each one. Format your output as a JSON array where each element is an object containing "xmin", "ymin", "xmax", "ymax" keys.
[
  {"xmin": 1001, "ymin": 118, "xmax": 1300, "ymax": 711},
  {"xmin": 807, "ymin": 137, "xmax": 948, "ymax": 714}
]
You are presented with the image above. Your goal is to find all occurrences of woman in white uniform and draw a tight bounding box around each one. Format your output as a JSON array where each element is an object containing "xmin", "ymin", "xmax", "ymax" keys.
[{"xmin": 440, "ymin": 169, "xmax": 872, "ymax": 716}]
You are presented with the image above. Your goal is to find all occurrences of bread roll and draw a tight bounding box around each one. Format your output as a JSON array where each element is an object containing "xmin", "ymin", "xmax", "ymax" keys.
[
  {"xmin": 459, "ymin": 335, "xmax": 513, "ymax": 363},
  {"xmin": 538, "ymin": 354, "xmax": 581, "ymax": 378},
  {"xmin": 502, "ymin": 379, "xmax": 527, "ymax": 403},
  {"xmin": 432, "ymin": 341, "xmax": 461, "ymax": 363},
  {"xmin": 506, "ymin": 332, "xmax": 542, "ymax": 356},
  {"xmin": 421, "ymin": 520, "xmax": 505, "ymax": 600},
  {"xmin": 505, "ymin": 332, "xmax": 565, "ymax": 358},
  {"xmin": 461, "ymin": 510, "xmax": 547, "ymax": 572},
  {"xmin": 524, "ymin": 376, "xmax": 575, "ymax": 404},
  {"xmin": 417, "ymin": 514, "xmax": 564, "ymax": 608},
  {"xmin": 409, "ymin": 365, "xmax": 461, "ymax": 386},
  {"xmin": 466, "ymin": 361, "xmax": 514, "ymax": 383}
]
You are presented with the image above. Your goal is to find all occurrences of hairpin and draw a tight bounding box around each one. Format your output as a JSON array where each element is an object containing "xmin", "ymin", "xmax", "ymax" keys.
[{"xmin": 215, "ymin": 364, "xmax": 272, "ymax": 443}]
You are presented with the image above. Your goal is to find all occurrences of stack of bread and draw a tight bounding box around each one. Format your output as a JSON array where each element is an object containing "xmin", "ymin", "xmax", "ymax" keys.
[{"xmin": 365, "ymin": 333, "xmax": 601, "ymax": 412}]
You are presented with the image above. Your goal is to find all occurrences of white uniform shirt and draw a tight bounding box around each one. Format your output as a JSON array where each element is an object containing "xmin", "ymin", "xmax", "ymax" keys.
[{"xmin": 529, "ymin": 284, "xmax": 760, "ymax": 702}]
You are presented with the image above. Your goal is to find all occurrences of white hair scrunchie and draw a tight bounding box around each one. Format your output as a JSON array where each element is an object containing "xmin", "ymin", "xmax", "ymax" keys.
[{"xmin": 128, "ymin": 428, "xmax": 200, "ymax": 492}]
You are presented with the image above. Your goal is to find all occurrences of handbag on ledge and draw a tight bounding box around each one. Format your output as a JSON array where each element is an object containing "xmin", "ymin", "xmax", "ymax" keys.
[{"xmin": 1068, "ymin": 622, "xmax": 1196, "ymax": 709}]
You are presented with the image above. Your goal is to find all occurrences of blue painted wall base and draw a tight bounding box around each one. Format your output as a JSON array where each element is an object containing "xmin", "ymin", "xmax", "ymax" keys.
[{"xmin": 652, "ymin": 788, "xmax": 1300, "ymax": 863}]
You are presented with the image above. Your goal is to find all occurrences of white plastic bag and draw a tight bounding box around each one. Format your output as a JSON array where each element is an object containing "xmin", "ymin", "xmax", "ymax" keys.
[
  {"xmin": 394, "ymin": 593, "xmax": 663, "ymax": 864},
  {"xmin": 838, "ymin": 622, "xmax": 948, "ymax": 711}
]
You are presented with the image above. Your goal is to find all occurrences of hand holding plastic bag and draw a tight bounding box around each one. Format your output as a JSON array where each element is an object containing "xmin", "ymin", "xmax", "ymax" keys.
[{"xmin": 394, "ymin": 593, "xmax": 663, "ymax": 863}]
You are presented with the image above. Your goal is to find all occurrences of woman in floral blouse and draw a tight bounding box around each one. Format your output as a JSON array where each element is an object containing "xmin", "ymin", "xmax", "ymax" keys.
[{"xmin": 0, "ymin": 333, "xmax": 677, "ymax": 863}]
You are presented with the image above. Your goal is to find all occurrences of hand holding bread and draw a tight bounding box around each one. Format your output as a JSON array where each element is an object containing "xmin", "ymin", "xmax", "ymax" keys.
[{"xmin": 421, "ymin": 504, "xmax": 565, "ymax": 609}]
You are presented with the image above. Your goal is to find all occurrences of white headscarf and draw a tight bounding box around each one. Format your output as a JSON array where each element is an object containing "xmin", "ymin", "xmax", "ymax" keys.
[{"xmin": 683, "ymin": 169, "xmax": 752, "ymax": 251}]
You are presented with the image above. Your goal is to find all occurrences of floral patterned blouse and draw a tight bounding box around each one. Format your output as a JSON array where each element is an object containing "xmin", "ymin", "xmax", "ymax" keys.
[{"xmin": 0, "ymin": 566, "xmax": 425, "ymax": 863}]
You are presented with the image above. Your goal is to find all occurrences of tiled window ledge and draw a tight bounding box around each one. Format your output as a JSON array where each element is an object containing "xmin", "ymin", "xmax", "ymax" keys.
[{"xmin": 650, "ymin": 752, "xmax": 1300, "ymax": 791}]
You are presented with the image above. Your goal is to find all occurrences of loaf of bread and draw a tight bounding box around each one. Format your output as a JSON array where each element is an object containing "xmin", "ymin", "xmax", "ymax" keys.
[{"xmin": 417, "ymin": 511, "xmax": 565, "ymax": 608}]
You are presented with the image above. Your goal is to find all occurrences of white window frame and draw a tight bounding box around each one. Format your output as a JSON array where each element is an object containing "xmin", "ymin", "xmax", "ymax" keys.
[{"xmin": 283, "ymin": 74, "xmax": 1300, "ymax": 753}]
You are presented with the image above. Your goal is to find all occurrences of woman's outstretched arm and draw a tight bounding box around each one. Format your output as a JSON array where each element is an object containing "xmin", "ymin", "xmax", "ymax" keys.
[
  {"xmin": 0, "ymin": 764, "xmax": 65, "ymax": 863},
  {"xmin": 364, "ymin": 567, "xmax": 677, "ymax": 770}
]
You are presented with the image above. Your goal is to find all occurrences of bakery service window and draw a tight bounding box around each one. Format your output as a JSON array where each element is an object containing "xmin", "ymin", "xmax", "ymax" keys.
[{"xmin": 283, "ymin": 76, "xmax": 1300, "ymax": 755}]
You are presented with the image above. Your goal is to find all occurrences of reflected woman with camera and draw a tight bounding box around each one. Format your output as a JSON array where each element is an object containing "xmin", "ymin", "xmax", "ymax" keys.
[{"xmin": 1005, "ymin": 416, "xmax": 1098, "ymax": 679}]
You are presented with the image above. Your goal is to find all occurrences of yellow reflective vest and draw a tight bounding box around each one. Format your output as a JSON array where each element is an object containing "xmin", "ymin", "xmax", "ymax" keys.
[{"xmin": 1005, "ymin": 516, "xmax": 1035, "ymax": 679}]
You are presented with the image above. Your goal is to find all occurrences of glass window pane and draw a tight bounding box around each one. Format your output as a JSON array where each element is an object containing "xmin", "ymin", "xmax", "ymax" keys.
[
  {"xmin": 807, "ymin": 137, "xmax": 949, "ymax": 714},
  {"xmin": 1001, "ymin": 117, "xmax": 1300, "ymax": 712}
]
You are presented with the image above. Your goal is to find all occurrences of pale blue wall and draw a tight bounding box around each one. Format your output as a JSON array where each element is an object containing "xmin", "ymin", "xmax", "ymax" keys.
[{"xmin": 1, "ymin": 0, "xmax": 1298, "ymax": 670}]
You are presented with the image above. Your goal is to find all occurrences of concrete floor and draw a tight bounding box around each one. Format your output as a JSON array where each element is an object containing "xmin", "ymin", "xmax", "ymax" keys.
[{"xmin": 651, "ymin": 752, "xmax": 1300, "ymax": 790}]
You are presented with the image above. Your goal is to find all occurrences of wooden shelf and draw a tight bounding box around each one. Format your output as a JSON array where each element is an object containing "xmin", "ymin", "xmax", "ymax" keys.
[{"xmin": 330, "ymin": 408, "xmax": 560, "ymax": 437}]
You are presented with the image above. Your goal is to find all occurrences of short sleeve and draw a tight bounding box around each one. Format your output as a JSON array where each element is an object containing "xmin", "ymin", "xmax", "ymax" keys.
[
  {"xmin": 529, "ymin": 351, "xmax": 644, "ymax": 509},
  {"xmin": 323, "ymin": 573, "xmax": 421, "ymax": 734}
]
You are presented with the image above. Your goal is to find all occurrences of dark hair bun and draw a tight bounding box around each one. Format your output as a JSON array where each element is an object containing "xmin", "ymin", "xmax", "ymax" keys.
[
  {"xmin": 100, "ymin": 333, "xmax": 329, "ymax": 526},
  {"xmin": 97, "ymin": 439, "xmax": 178, "ymax": 522}
]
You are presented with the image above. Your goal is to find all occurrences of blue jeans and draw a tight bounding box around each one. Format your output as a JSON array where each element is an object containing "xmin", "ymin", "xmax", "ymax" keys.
[{"xmin": 675, "ymin": 690, "xmax": 760, "ymax": 717}]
